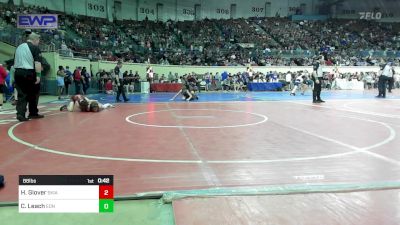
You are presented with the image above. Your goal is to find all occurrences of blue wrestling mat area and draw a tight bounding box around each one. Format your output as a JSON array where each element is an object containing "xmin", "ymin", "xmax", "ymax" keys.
[{"xmin": 48, "ymin": 90, "xmax": 400, "ymax": 105}]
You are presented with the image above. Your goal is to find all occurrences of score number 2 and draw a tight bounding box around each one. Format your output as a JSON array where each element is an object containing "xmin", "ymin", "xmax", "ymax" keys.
[{"xmin": 99, "ymin": 185, "xmax": 114, "ymax": 199}]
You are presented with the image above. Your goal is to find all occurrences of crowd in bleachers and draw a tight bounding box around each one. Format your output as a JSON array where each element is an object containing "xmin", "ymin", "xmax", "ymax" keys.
[
  {"xmin": 2, "ymin": 60, "xmax": 398, "ymax": 103},
  {"xmin": 1, "ymin": 2, "xmax": 400, "ymax": 67},
  {"xmin": 53, "ymin": 63, "xmax": 400, "ymax": 97}
]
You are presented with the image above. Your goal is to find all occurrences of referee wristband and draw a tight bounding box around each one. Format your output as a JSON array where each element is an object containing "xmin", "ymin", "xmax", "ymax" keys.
[{"xmin": 36, "ymin": 72, "xmax": 42, "ymax": 78}]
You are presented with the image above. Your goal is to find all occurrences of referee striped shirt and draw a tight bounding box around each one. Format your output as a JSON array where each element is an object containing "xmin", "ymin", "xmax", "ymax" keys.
[{"xmin": 14, "ymin": 42, "xmax": 41, "ymax": 69}]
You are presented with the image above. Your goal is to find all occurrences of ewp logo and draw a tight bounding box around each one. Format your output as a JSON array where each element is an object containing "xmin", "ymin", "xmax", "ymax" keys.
[{"xmin": 17, "ymin": 14, "xmax": 58, "ymax": 29}]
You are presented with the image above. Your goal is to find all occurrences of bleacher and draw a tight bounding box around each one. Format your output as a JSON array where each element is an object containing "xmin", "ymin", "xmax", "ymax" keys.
[{"xmin": 1, "ymin": 2, "xmax": 400, "ymax": 67}]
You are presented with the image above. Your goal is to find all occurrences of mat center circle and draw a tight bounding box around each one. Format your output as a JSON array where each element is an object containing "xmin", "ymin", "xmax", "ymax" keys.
[{"xmin": 125, "ymin": 109, "xmax": 268, "ymax": 128}]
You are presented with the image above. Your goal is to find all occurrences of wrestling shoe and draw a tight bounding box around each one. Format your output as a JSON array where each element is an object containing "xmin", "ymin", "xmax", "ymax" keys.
[{"xmin": 28, "ymin": 114, "xmax": 45, "ymax": 119}]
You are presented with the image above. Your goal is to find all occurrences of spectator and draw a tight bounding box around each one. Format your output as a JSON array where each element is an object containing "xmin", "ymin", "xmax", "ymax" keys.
[
  {"xmin": 56, "ymin": 66, "xmax": 66, "ymax": 100},
  {"xmin": 64, "ymin": 66, "xmax": 72, "ymax": 96},
  {"xmin": 73, "ymin": 66, "xmax": 82, "ymax": 94},
  {"xmin": 0, "ymin": 64, "xmax": 7, "ymax": 110}
]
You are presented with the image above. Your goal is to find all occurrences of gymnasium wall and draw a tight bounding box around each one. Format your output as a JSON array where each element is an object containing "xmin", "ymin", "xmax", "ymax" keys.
[
  {"xmin": 0, "ymin": 42, "xmax": 15, "ymax": 65},
  {"xmin": 5, "ymin": 0, "xmax": 400, "ymax": 21},
  {"xmin": 0, "ymin": 50, "xmax": 392, "ymax": 95},
  {"xmin": 335, "ymin": 0, "xmax": 400, "ymax": 21},
  {"xmin": 94, "ymin": 61, "xmax": 312, "ymax": 77},
  {"xmin": 8, "ymin": 0, "xmax": 316, "ymax": 21},
  {"xmin": 57, "ymin": 57, "xmax": 92, "ymax": 76},
  {"xmin": 0, "ymin": 48, "xmax": 388, "ymax": 81},
  {"xmin": 54, "ymin": 56, "xmax": 383, "ymax": 79}
]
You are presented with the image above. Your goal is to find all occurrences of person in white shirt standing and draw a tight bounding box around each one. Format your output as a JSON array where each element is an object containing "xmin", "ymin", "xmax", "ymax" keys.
[
  {"xmin": 147, "ymin": 66, "xmax": 154, "ymax": 93},
  {"xmin": 285, "ymin": 71, "xmax": 292, "ymax": 91},
  {"xmin": 247, "ymin": 67, "xmax": 253, "ymax": 82},
  {"xmin": 147, "ymin": 66, "xmax": 154, "ymax": 83},
  {"xmin": 331, "ymin": 66, "xmax": 339, "ymax": 90}
]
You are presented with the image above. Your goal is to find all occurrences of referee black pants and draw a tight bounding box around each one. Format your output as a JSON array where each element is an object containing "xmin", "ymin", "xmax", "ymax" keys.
[
  {"xmin": 116, "ymin": 84, "xmax": 128, "ymax": 101},
  {"xmin": 115, "ymin": 78, "xmax": 127, "ymax": 101},
  {"xmin": 14, "ymin": 69, "xmax": 36, "ymax": 119},
  {"xmin": 388, "ymin": 77, "xmax": 394, "ymax": 92},
  {"xmin": 378, "ymin": 76, "xmax": 389, "ymax": 97},
  {"xmin": 31, "ymin": 82, "xmax": 40, "ymax": 116},
  {"xmin": 313, "ymin": 78, "xmax": 322, "ymax": 102}
]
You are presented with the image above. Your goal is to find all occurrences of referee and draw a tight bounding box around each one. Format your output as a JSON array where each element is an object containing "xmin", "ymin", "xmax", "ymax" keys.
[
  {"xmin": 114, "ymin": 61, "xmax": 129, "ymax": 102},
  {"xmin": 311, "ymin": 58, "xmax": 325, "ymax": 103},
  {"xmin": 14, "ymin": 32, "xmax": 44, "ymax": 121},
  {"xmin": 377, "ymin": 62, "xmax": 394, "ymax": 98}
]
